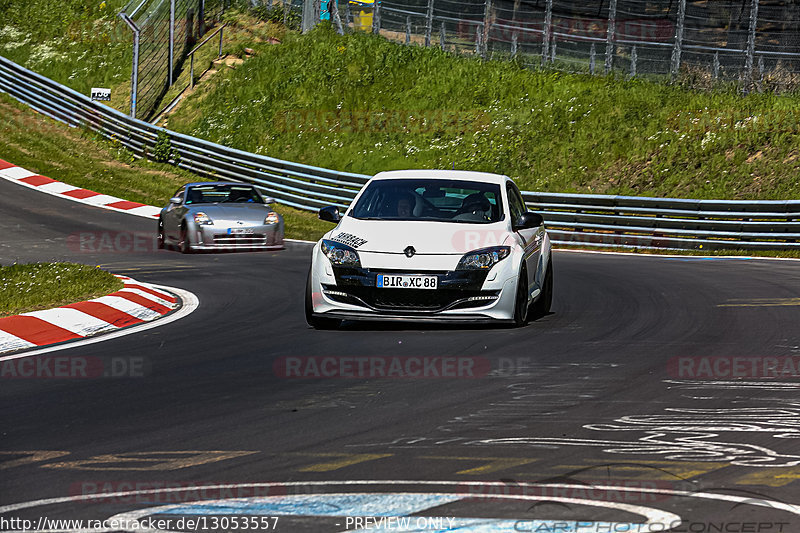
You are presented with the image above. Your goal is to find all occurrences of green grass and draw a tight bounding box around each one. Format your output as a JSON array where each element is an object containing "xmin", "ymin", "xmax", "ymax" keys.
[
  {"xmin": 0, "ymin": 93, "xmax": 334, "ymax": 241},
  {"xmin": 0, "ymin": 0, "xmax": 133, "ymax": 109},
  {"xmin": 0, "ymin": 263, "xmax": 123, "ymax": 317},
  {"xmin": 166, "ymin": 24, "xmax": 800, "ymax": 201}
]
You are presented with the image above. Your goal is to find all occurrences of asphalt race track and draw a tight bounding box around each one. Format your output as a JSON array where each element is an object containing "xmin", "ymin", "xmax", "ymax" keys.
[{"xmin": 1, "ymin": 176, "xmax": 799, "ymax": 532}]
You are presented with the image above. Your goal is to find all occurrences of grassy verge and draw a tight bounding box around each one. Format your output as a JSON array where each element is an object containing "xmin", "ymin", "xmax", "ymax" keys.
[
  {"xmin": 166, "ymin": 24, "xmax": 800, "ymax": 201},
  {"xmin": 0, "ymin": 263, "xmax": 124, "ymax": 317},
  {"xmin": 0, "ymin": 93, "xmax": 334, "ymax": 241},
  {"xmin": 0, "ymin": 0, "xmax": 132, "ymax": 111}
]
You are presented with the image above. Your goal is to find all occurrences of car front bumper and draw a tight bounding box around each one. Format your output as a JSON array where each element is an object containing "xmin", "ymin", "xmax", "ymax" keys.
[
  {"xmin": 309, "ymin": 247, "xmax": 520, "ymax": 323},
  {"xmin": 189, "ymin": 223, "xmax": 284, "ymax": 250}
]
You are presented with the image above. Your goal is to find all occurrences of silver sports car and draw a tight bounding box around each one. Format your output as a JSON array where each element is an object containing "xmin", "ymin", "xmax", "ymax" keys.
[{"xmin": 157, "ymin": 182, "xmax": 285, "ymax": 253}]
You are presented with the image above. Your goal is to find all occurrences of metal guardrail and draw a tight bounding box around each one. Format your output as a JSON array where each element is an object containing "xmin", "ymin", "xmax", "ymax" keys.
[{"xmin": 0, "ymin": 55, "xmax": 798, "ymax": 251}]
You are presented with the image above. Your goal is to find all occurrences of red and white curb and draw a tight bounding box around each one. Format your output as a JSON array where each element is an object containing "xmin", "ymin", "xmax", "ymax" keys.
[
  {"xmin": 0, "ymin": 275, "xmax": 191, "ymax": 356},
  {"xmin": 0, "ymin": 159, "xmax": 161, "ymax": 219}
]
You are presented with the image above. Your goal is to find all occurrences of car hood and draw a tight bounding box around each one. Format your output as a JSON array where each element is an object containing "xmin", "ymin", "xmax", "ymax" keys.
[
  {"xmin": 189, "ymin": 204, "xmax": 273, "ymax": 224},
  {"xmin": 328, "ymin": 217, "xmax": 511, "ymax": 255}
]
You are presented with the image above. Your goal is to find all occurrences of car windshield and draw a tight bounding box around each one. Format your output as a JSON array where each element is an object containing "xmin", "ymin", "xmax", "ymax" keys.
[
  {"xmin": 349, "ymin": 179, "xmax": 503, "ymax": 224},
  {"xmin": 185, "ymin": 184, "xmax": 264, "ymax": 204}
]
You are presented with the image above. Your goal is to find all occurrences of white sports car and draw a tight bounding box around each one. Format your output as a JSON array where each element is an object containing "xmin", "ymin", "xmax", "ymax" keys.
[{"xmin": 305, "ymin": 170, "xmax": 553, "ymax": 328}]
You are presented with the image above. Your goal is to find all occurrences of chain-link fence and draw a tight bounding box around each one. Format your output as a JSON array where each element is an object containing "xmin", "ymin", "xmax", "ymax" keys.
[
  {"xmin": 320, "ymin": 0, "xmax": 800, "ymax": 93},
  {"xmin": 119, "ymin": 0, "xmax": 225, "ymax": 120}
]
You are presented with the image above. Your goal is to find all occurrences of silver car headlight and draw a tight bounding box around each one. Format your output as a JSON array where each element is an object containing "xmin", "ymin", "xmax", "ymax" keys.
[
  {"xmin": 194, "ymin": 212, "xmax": 213, "ymax": 225},
  {"xmin": 264, "ymin": 211, "xmax": 280, "ymax": 225},
  {"xmin": 456, "ymin": 246, "xmax": 511, "ymax": 270},
  {"xmin": 320, "ymin": 239, "xmax": 361, "ymax": 267}
]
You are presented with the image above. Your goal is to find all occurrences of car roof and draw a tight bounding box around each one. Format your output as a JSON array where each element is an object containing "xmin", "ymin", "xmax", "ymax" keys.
[
  {"xmin": 184, "ymin": 181, "xmax": 254, "ymax": 187},
  {"xmin": 371, "ymin": 170, "xmax": 510, "ymax": 185}
]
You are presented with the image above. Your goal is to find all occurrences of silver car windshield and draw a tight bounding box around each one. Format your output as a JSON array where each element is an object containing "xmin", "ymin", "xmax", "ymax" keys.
[
  {"xmin": 185, "ymin": 184, "xmax": 264, "ymax": 205},
  {"xmin": 350, "ymin": 179, "xmax": 503, "ymax": 224}
]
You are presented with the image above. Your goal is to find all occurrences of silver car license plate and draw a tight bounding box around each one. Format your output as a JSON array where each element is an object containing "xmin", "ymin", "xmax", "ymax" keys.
[
  {"xmin": 228, "ymin": 228, "xmax": 254, "ymax": 235},
  {"xmin": 377, "ymin": 274, "xmax": 438, "ymax": 289}
]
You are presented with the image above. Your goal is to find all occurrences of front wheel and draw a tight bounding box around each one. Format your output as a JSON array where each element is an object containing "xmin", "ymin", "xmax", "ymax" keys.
[
  {"xmin": 305, "ymin": 268, "xmax": 341, "ymax": 330},
  {"xmin": 512, "ymin": 263, "xmax": 529, "ymax": 328},
  {"xmin": 156, "ymin": 219, "xmax": 165, "ymax": 249},
  {"xmin": 532, "ymin": 259, "xmax": 553, "ymax": 319},
  {"xmin": 179, "ymin": 224, "xmax": 192, "ymax": 254}
]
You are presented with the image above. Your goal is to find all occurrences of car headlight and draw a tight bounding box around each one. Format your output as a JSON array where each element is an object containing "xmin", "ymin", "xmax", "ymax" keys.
[
  {"xmin": 456, "ymin": 246, "xmax": 511, "ymax": 270},
  {"xmin": 193, "ymin": 212, "xmax": 213, "ymax": 225},
  {"xmin": 264, "ymin": 211, "xmax": 280, "ymax": 225},
  {"xmin": 320, "ymin": 239, "xmax": 361, "ymax": 267}
]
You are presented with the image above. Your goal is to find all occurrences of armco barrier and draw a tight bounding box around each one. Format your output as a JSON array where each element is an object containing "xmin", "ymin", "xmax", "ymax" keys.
[{"xmin": 1, "ymin": 55, "xmax": 797, "ymax": 251}]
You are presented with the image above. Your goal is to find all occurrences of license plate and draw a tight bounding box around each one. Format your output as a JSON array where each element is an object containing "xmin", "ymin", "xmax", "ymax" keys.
[
  {"xmin": 377, "ymin": 274, "xmax": 438, "ymax": 289},
  {"xmin": 227, "ymin": 228, "xmax": 254, "ymax": 235}
]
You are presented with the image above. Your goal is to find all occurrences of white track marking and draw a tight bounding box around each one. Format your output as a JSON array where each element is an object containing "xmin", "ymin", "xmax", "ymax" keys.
[
  {"xmin": 0, "ymin": 285, "xmax": 198, "ymax": 362},
  {"xmin": 115, "ymin": 288, "xmax": 175, "ymax": 307},
  {"xmin": 89, "ymin": 295, "xmax": 163, "ymax": 321},
  {"xmin": 38, "ymin": 182, "xmax": 80, "ymax": 194},
  {"xmin": 0, "ymin": 166, "xmax": 36, "ymax": 179},
  {"xmin": 0, "ymin": 330, "xmax": 36, "ymax": 352},
  {"xmin": 21, "ymin": 308, "xmax": 114, "ymax": 337},
  {"xmin": 0, "ymin": 480, "xmax": 796, "ymax": 516}
]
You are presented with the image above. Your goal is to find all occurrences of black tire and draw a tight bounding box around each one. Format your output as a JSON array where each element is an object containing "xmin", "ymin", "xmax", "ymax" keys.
[
  {"xmin": 512, "ymin": 263, "xmax": 529, "ymax": 327},
  {"xmin": 156, "ymin": 219, "xmax": 165, "ymax": 250},
  {"xmin": 179, "ymin": 224, "xmax": 192, "ymax": 254},
  {"xmin": 532, "ymin": 259, "xmax": 553, "ymax": 319},
  {"xmin": 305, "ymin": 268, "xmax": 341, "ymax": 330}
]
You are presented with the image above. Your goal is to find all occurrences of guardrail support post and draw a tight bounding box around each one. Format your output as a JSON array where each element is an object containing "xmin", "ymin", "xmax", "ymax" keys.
[
  {"xmin": 425, "ymin": 0, "xmax": 434, "ymax": 47},
  {"xmin": 670, "ymin": 0, "xmax": 686, "ymax": 81},
  {"xmin": 605, "ymin": 0, "xmax": 617, "ymax": 74},
  {"xmin": 589, "ymin": 42, "xmax": 596, "ymax": 74},
  {"xmin": 630, "ymin": 45, "xmax": 637, "ymax": 78},
  {"xmin": 511, "ymin": 32, "xmax": 518, "ymax": 58},
  {"xmin": 550, "ymin": 33, "xmax": 556, "ymax": 63},
  {"xmin": 219, "ymin": 25, "xmax": 224, "ymax": 57},
  {"xmin": 190, "ymin": 54, "xmax": 195, "ymax": 88},
  {"xmin": 440, "ymin": 21, "xmax": 446, "ymax": 50},
  {"xmin": 542, "ymin": 0, "xmax": 552, "ymax": 66},
  {"xmin": 284, "ymin": 0, "xmax": 290, "ymax": 27},
  {"xmin": 713, "ymin": 51, "xmax": 720, "ymax": 79},
  {"xmin": 406, "ymin": 16, "xmax": 411, "ymax": 44}
]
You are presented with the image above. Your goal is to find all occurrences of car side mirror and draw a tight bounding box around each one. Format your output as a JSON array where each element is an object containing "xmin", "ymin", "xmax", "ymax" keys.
[
  {"xmin": 263, "ymin": 197, "xmax": 276, "ymax": 205},
  {"xmin": 169, "ymin": 196, "xmax": 182, "ymax": 205},
  {"xmin": 513, "ymin": 212, "xmax": 544, "ymax": 231},
  {"xmin": 318, "ymin": 206, "xmax": 341, "ymax": 223}
]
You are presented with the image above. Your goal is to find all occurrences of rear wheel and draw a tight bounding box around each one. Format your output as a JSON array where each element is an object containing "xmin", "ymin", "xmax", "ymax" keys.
[
  {"xmin": 305, "ymin": 268, "xmax": 341, "ymax": 330},
  {"xmin": 512, "ymin": 263, "xmax": 529, "ymax": 327},
  {"xmin": 532, "ymin": 259, "xmax": 553, "ymax": 319}
]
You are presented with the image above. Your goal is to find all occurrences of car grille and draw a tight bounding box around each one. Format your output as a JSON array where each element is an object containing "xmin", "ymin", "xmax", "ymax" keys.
[
  {"xmin": 324, "ymin": 286, "xmax": 499, "ymax": 312},
  {"xmin": 212, "ymin": 234, "xmax": 267, "ymax": 245}
]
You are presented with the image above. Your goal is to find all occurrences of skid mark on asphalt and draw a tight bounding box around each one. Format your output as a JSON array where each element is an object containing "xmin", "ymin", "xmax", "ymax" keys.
[
  {"xmin": 542, "ymin": 459, "xmax": 730, "ymax": 481},
  {"xmin": 718, "ymin": 298, "xmax": 800, "ymax": 307}
]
